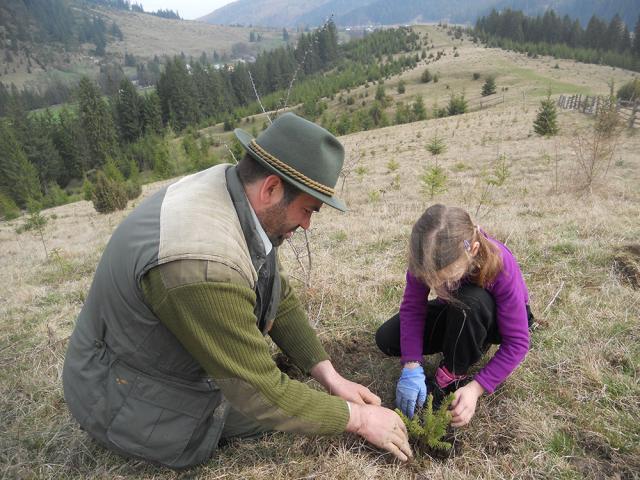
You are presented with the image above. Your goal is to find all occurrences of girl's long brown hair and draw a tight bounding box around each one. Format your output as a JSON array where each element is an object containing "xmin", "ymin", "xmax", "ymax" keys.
[{"xmin": 408, "ymin": 204, "xmax": 503, "ymax": 301}]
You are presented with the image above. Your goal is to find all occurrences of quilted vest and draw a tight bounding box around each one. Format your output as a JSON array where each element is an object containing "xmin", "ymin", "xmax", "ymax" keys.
[{"xmin": 62, "ymin": 164, "xmax": 280, "ymax": 468}]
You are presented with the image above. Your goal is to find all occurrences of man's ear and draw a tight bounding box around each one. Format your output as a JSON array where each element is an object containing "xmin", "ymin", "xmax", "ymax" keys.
[{"xmin": 257, "ymin": 175, "xmax": 284, "ymax": 207}]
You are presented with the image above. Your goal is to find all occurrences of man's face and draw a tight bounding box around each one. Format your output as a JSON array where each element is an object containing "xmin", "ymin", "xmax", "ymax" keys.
[{"xmin": 260, "ymin": 192, "xmax": 322, "ymax": 247}]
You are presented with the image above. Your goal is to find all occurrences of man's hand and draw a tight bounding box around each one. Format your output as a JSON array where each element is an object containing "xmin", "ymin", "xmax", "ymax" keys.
[
  {"xmin": 346, "ymin": 403, "xmax": 413, "ymax": 462},
  {"xmin": 450, "ymin": 380, "xmax": 484, "ymax": 427},
  {"xmin": 311, "ymin": 360, "xmax": 381, "ymax": 405}
]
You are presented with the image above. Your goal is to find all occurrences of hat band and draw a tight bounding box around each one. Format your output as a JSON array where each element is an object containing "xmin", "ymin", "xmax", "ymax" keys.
[{"xmin": 249, "ymin": 140, "xmax": 335, "ymax": 197}]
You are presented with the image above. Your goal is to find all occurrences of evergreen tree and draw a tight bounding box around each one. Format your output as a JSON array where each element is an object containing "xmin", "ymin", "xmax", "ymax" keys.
[
  {"xmin": 447, "ymin": 92, "xmax": 468, "ymax": 116},
  {"xmin": 141, "ymin": 92, "xmax": 164, "ymax": 135},
  {"xmin": 412, "ymin": 95, "xmax": 427, "ymax": 121},
  {"xmin": 482, "ymin": 76, "xmax": 497, "ymax": 96},
  {"xmin": 0, "ymin": 120, "xmax": 42, "ymax": 208},
  {"xmin": 76, "ymin": 77, "xmax": 118, "ymax": 169},
  {"xmin": 114, "ymin": 77, "xmax": 143, "ymax": 143},
  {"xmin": 53, "ymin": 107, "xmax": 87, "ymax": 185},
  {"xmin": 606, "ymin": 14, "xmax": 625, "ymax": 52},
  {"xmin": 533, "ymin": 93, "xmax": 559, "ymax": 137},
  {"xmin": 634, "ymin": 15, "xmax": 640, "ymax": 57},
  {"xmin": 91, "ymin": 170, "xmax": 128, "ymax": 214},
  {"xmin": 156, "ymin": 57, "xmax": 200, "ymax": 131}
]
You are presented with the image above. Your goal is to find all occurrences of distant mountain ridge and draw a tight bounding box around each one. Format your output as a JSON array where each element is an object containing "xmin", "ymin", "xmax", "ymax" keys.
[{"xmin": 201, "ymin": 0, "xmax": 639, "ymax": 28}]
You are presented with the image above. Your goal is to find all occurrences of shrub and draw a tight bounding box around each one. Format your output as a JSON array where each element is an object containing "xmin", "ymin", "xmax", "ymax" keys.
[
  {"xmin": 533, "ymin": 93, "xmax": 559, "ymax": 137},
  {"xmin": 421, "ymin": 68, "xmax": 433, "ymax": 83},
  {"xmin": 421, "ymin": 165, "xmax": 448, "ymax": 198},
  {"xmin": 426, "ymin": 133, "xmax": 447, "ymax": 156},
  {"xmin": 482, "ymin": 76, "xmax": 497, "ymax": 96},
  {"xmin": 82, "ymin": 178, "xmax": 94, "ymax": 201},
  {"xmin": 447, "ymin": 92, "xmax": 468, "ymax": 116},
  {"xmin": 125, "ymin": 180, "xmax": 142, "ymax": 200},
  {"xmin": 91, "ymin": 171, "xmax": 128, "ymax": 214},
  {"xmin": 397, "ymin": 80, "xmax": 406, "ymax": 94},
  {"xmin": 473, "ymin": 72, "xmax": 481, "ymax": 80},
  {"xmin": 0, "ymin": 191, "xmax": 20, "ymax": 220},
  {"xmin": 617, "ymin": 79, "xmax": 640, "ymax": 101},
  {"xmin": 396, "ymin": 393, "xmax": 455, "ymax": 451}
]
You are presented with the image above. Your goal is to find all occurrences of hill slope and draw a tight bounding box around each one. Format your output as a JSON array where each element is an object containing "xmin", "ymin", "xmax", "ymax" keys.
[
  {"xmin": 201, "ymin": 0, "xmax": 639, "ymax": 27},
  {"xmin": 0, "ymin": 1, "xmax": 285, "ymax": 92},
  {"xmin": 1, "ymin": 27, "xmax": 639, "ymax": 477}
]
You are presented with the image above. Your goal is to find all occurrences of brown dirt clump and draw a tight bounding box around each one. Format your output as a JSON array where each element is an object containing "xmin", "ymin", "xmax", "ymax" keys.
[{"xmin": 613, "ymin": 244, "xmax": 640, "ymax": 289}]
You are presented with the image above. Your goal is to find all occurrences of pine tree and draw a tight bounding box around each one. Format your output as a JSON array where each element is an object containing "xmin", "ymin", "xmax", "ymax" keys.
[
  {"xmin": 142, "ymin": 92, "xmax": 164, "ymax": 135},
  {"xmin": 482, "ymin": 76, "xmax": 497, "ymax": 96},
  {"xmin": 533, "ymin": 93, "xmax": 559, "ymax": 137},
  {"xmin": 156, "ymin": 57, "xmax": 200, "ymax": 131},
  {"xmin": 91, "ymin": 170, "xmax": 128, "ymax": 214},
  {"xmin": 412, "ymin": 95, "xmax": 427, "ymax": 121},
  {"xmin": 77, "ymin": 77, "xmax": 118, "ymax": 169},
  {"xmin": 54, "ymin": 107, "xmax": 87, "ymax": 184},
  {"xmin": 634, "ymin": 15, "xmax": 640, "ymax": 58},
  {"xmin": 0, "ymin": 120, "xmax": 42, "ymax": 208},
  {"xmin": 114, "ymin": 77, "xmax": 143, "ymax": 143}
]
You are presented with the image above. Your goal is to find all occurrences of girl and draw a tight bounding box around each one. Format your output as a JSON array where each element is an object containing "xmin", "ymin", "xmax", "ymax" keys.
[{"xmin": 376, "ymin": 204, "xmax": 532, "ymax": 427}]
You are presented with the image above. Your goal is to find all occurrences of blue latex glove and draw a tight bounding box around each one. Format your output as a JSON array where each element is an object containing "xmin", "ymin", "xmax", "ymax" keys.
[{"xmin": 395, "ymin": 365, "xmax": 427, "ymax": 418}]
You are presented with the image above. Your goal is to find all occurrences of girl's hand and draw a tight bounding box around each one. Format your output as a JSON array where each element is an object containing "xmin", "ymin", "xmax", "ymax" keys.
[{"xmin": 450, "ymin": 380, "xmax": 484, "ymax": 427}]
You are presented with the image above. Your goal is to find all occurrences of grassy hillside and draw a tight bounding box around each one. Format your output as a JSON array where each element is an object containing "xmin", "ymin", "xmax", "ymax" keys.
[
  {"xmin": 1, "ymin": 26, "xmax": 639, "ymax": 478},
  {"xmin": 0, "ymin": 4, "xmax": 287, "ymax": 92}
]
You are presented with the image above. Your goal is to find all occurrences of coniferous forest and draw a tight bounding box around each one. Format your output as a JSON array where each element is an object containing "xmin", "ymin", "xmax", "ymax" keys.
[
  {"xmin": 475, "ymin": 9, "xmax": 640, "ymax": 71},
  {"xmin": 0, "ymin": 22, "xmax": 421, "ymax": 216}
]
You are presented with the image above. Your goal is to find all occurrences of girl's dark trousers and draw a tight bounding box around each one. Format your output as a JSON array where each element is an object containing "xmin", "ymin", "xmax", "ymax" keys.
[{"xmin": 375, "ymin": 284, "xmax": 501, "ymax": 376}]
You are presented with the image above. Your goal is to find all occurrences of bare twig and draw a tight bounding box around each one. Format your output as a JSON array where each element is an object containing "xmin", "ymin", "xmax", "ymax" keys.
[
  {"xmin": 542, "ymin": 281, "xmax": 565, "ymax": 317},
  {"xmin": 223, "ymin": 143, "xmax": 239, "ymax": 164},
  {"xmin": 248, "ymin": 69, "xmax": 272, "ymax": 125}
]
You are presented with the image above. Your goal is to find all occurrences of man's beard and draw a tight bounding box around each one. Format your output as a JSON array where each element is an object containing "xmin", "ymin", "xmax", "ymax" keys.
[{"xmin": 260, "ymin": 199, "xmax": 298, "ymax": 247}]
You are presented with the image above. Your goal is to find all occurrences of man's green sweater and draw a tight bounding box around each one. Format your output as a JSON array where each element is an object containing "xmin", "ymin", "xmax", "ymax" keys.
[{"xmin": 141, "ymin": 260, "xmax": 350, "ymax": 435}]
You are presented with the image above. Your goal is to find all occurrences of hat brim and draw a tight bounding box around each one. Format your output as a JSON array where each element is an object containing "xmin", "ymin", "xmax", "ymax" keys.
[{"xmin": 234, "ymin": 128, "xmax": 347, "ymax": 212}]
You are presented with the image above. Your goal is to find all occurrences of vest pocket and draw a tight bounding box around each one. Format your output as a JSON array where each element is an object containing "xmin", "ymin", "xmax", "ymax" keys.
[{"xmin": 106, "ymin": 360, "xmax": 220, "ymax": 467}]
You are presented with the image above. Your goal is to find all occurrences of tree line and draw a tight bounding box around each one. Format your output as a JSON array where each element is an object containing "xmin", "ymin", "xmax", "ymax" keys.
[
  {"xmin": 475, "ymin": 9, "xmax": 640, "ymax": 71},
  {"xmin": 0, "ymin": 23, "xmax": 422, "ymax": 217},
  {"xmin": 0, "ymin": 0, "xmax": 122, "ymax": 55}
]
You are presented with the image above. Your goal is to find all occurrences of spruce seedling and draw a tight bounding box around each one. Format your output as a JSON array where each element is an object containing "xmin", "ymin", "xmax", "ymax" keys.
[{"xmin": 396, "ymin": 393, "xmax": 455, "ymax": 451}]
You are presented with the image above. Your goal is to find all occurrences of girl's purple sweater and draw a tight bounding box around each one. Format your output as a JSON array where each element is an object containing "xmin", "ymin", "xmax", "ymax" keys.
[{"xmin": 399, "ymin": 234, "xmax": 530, "ymax": 393}]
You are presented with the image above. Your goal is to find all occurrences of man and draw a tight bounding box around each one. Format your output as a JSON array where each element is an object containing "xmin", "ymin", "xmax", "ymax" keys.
[{"xmin": 63, "ymin": 113, "xmax": 411, "ymax": 468}]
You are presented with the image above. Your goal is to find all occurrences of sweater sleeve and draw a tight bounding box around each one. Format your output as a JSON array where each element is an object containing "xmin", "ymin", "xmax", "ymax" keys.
[
  {"xmin": 399, "ymin": 270, "xmax": 430, "ymax": 363},
  {"xmin": 474, "ymin": 247, "xmax": 530, "ymax": 393},
  {"xmin": 268, "ymin": 271, "xmax": 331, "ymax": 374},
  {"xmin": 141, "ymin": 266, "xmax": 349, "ymax": 435}
]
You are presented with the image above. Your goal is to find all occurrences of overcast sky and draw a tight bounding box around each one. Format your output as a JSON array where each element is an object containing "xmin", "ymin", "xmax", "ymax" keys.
[{"xmin": 138, "ymin": 1, "xmax": 236, "ymax": 20}]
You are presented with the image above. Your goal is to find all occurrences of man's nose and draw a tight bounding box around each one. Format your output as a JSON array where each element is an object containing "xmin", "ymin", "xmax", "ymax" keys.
[{"xmin": 299, "ymin": 214, "xmax": 312, "ymax": 230}]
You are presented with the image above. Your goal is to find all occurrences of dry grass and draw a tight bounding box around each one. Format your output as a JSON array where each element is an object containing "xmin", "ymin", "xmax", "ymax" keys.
[{"xmin": 2, "ymin": 33, "xmax": 640, "ymax": 479}]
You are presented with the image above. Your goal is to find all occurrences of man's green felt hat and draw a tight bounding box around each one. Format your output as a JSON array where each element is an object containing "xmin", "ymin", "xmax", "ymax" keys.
[{"xmin": 234, "ymin": 113, "xmax": 347, "ymax": 211}]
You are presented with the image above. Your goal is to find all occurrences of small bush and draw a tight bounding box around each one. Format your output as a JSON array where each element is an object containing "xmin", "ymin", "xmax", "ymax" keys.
[
  {"xmin": 82, "ymin": 178, "xmax": 94, "ymax": 201},
  {"xmin": 125, "ymin": 180, "xmax": 142, "ymax": 200},
  {"xmin": 533, "ymin": 93, "xmax": 559, "ymax": 137},
  {"xmin": 396, "ymin": 393, "xmax": 455, "ymax": 452},
  {"xmin": 0, "ymin": 192, "xmax": 20, "ymax": 220},
  {"xmin": 397, "ymin": 80, "xmax": 406, "ymax": 94},
  {"xmin": 43, "ymin": 182, "xmax": 69, "ymax": 208},
  {"xmin": 473, "ymin": 72, "xmax": 481, "ymax": 80},
  {"xmin": 482, "ymin": 76, "xmax": 497, "ymax": 96},
  {"xmin": 421, "ymin": 68, "xmax": 433, "ymax": 83},
  {"xmin": 617, "ymin": 79, "xmax": 640, "ymax": 102},
  {"xmin": 91, "ymin": 171, "xmax": 128, "ymax": 214},
  {"xmin": 447, "ymin": 92, "xmax": 468, "ymax": 116}
]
